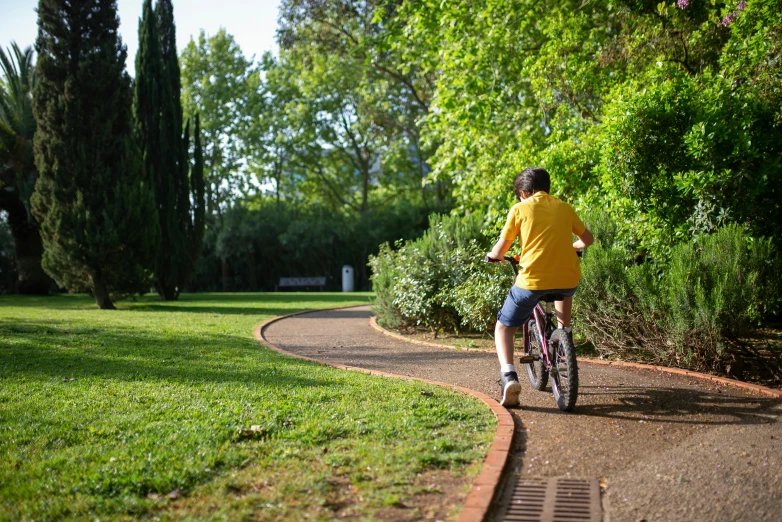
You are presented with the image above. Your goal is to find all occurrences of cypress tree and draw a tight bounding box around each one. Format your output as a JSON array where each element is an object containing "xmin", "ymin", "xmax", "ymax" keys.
[
  {"xmin": 180, "ymin": 117, "xmax": 206, "ymax": 290},
  {"xmin": 32, "ymin": 0, "xmax": 158, "ymax": 310},
  {"xmin": 135, "ymin": 0, "xmax": 205, "ymax": 300},
  {"xmin": 182, "ymin": 119, "xmax": 191, "ymax": 262},
  {"xmin": 159, "ymin": 0, "xmax": 204, "ymax": 297},
  {"xmin": 192, "ymin": 113, "xmax": 205, "ymax": 261},
  {"xmin": 135, "ymin": 0, "xmax": 174, "ymax": 299}
]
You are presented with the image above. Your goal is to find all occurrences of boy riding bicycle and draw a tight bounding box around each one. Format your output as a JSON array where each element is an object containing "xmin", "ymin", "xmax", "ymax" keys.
[{"xmin": 486, "ymin": 167, "xmax": 593, "ymax": 408}]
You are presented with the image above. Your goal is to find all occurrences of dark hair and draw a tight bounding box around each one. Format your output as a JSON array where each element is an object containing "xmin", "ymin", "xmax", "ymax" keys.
[{"xmin": 514, "ymin": 167, "xmax": 551, "ymax": 201}]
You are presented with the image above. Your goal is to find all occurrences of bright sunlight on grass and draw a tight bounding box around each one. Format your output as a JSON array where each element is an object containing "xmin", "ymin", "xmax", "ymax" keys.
[{"xmin": 0, "ymin": 293, "xmax": 495, "ymax": 520}]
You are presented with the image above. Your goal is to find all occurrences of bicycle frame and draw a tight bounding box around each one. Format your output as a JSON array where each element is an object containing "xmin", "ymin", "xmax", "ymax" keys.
[
  {"xmin": 523, "ymin": 302, "xmax": 554, "ymax": 368},
  {"xmin": 500, "ymin": 255, "xmax": 555, "ymax": 368}
]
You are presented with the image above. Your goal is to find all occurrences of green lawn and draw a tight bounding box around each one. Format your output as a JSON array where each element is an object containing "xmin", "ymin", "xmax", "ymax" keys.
[{"xmin": 0, "ymin": 293, "xmax": 494, "ymax": 521}]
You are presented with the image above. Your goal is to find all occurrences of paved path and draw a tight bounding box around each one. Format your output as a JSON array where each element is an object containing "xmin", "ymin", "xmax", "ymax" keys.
[{"xmin": 263, "ymin": 306, "xmax": 782, "ymax": 522}]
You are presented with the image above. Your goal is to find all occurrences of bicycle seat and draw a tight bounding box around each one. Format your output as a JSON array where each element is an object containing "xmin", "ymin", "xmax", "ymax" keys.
[{"xmin": 539, "ymin": 293, "xmax": 566, "ymax": 303}]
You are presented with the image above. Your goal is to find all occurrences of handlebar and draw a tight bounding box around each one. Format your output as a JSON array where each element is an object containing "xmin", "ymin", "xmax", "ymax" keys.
[
  {"xmin": 486, "ymin": 251, "xmax": 583, "ymax": 280},
  {"xmin": 483, "ymin": 255, "xmax": 518, "ymax": 264},
  {"xmin": 485, "ymin": 250, "xmax": 584, "ymax": 263}
]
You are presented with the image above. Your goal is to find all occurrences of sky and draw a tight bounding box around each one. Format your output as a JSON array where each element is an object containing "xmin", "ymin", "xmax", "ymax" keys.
[{"xmin": 0, "ymin": 0, "xmax": 282, "ymax": 76}]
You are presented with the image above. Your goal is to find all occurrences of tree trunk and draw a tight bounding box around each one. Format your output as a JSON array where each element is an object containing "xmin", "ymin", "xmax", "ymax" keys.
[
  {"xmin": 221, "ymin": 257, "xmax": 232, "ymax": 292},
  {"xmin": 157, "ymin": 281, "xmax": 177, "ymax": 301},
  {"xmin": 247, "ymin": 250, "xmax": 258, "ymax": 291},
  {"xmin": 91, "ymin": 272, "xmax": 115, "ymax": 310},
  {"xmin": 360, "ymin": 166, "xmax": 369, "ymax": 214},
  {"xmin": 1, "ymin": 194, "xmax": 51, "ymax": 295},
  {"xmin": 275, "ymin": 151, "xmax": 282, "ymax": 209},
  {"xmin": 359, "ymin": 245, "xmax": 368, "ymax": 290}
]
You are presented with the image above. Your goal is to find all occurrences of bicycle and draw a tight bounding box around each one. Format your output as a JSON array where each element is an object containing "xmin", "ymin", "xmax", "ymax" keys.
[{"xmin": 500, "ymin": 255, "xmax": 579, "ymax": 412}]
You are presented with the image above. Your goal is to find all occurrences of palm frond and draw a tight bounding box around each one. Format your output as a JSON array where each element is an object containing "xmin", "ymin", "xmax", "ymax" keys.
[{"xmin": 0, "ymin": 42, "xmax": 36, "ymax": 140}]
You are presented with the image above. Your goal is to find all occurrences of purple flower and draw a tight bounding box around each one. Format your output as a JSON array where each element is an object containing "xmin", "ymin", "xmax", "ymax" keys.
[
  {"xmin": 722, "ymin": 11, "xmax": 737, "ymax": 26},
  {"xmin": 678, "ymin": 0, "xmax": 689, "ymax": 8},
  {"xmin": 737, "ymin": 1, "xmax": 747, "ymax": 12}
]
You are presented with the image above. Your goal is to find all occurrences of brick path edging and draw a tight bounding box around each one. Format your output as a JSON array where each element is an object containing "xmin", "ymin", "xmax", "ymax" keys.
[
  {"xmin": 254, "ymin": 305, "xmax": 514, "ymax": 522},
  {"xmin": 368, "ymin": 316, "xmax": 782, "ymax": 399}
]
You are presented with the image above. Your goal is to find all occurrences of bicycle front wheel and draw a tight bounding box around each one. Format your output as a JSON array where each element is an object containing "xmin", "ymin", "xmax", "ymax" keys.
[
  {"xmin": 549, "ymin": 328, "xmax": 578, "ymax": 412},
  {"xmin": 523, "ymin": 319, "xmax": 548, "ymax": 391}
]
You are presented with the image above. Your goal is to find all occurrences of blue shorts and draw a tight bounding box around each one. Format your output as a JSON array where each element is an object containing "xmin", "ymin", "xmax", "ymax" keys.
[{"xmin": 496, "ymin": 285, "xmax": 578, "ymax": 328}]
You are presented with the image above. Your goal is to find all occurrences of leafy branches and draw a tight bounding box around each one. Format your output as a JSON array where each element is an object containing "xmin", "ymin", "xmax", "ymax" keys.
[{"xmin": 180, "ymin": 29, "xmax": 257, "ymax": 219}]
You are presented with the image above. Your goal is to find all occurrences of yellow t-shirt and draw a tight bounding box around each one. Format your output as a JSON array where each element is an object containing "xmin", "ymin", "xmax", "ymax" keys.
[{"xmin": 500, "ymin": 192, "xmax": 586, "ymax": 290}]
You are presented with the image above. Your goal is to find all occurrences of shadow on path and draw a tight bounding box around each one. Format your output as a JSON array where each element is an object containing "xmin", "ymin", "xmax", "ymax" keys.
[
  {"xmin": 291, "ymin": 309, "xmax": 374, "ymax": 320},
  {"xmin": 521, "ymin": 385, "xmax": 779, "ymax": 426}
]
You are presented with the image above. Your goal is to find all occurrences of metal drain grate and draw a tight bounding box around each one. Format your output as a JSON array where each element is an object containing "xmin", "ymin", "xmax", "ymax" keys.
[{"xmin": 503, "ymin": 478, "xmax": 601, "ymax": 522}]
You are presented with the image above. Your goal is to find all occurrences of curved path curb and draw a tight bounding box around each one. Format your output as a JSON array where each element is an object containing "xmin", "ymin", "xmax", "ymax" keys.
[
  {"xmin": 254, "ymin": 306, "xmax": 514, "ymax": 522},
  {"xmin": 368, "ymin": 316, "xmax": 782, "ymax": 399}
]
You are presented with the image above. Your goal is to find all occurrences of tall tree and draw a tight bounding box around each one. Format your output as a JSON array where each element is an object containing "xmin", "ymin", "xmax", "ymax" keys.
[
  {"xmin": 134, "ymin": 0, "xmax": 205, "ymax": 300},
  {"xmin": 0, "ymin": 42, "xmax": 51, "ymax": 294},
  {"xmin": 252, "ymin": 52, "xmax": 299, "ymax": 208},
  {"xmin": 180, "ymin": 29, "xmax": 255, "ymax": 219},
  {"xmin": 32, "ymin": 0, "xmax": 158, "ymax": 309},
  {"xmin": 180, "ymin": 29, "xmax": 256, "ymax": 291},
  {"xmin": 288, "ymin": 50, "xmax": 387, "ymax": 215},
  {"xmin": 277, "ymin": 0, "xmax": 447, "ymax": 208},
  {"xmin": 191, "ymin": 113, "xmax": 205, "ymax": 265}
]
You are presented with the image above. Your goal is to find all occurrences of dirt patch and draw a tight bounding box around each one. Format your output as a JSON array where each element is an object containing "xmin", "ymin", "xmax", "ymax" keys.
[
  {"xmin": 363, "ymin": 469, "xmax": 474, "ymax": 521},
  {"xmin": 737, "ymin": 326, "xmax": 782, "ymax": 386}
]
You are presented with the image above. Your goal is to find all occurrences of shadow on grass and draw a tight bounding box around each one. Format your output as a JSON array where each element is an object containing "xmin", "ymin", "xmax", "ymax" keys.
[
  {"xmin": 175, "ymin": 292, "xmax": 372, "ymax": 303},
  {"xmin": 0, "ymin": 292, "xmax": 373, "ymax": 314},
  {"xmin": 123, "ymin": 293, "xmax": 372, "ymax": 316},
  {"xmin": 125, "ymin": 305, "xmax": 372, "ymax": 317},
  {"xmin": 0, "ymin": 318, "xmax": 332, "ymax": 387},
  {"xmin": 125, "ymin": 305, "xmax": 321, "ymax": 316}
]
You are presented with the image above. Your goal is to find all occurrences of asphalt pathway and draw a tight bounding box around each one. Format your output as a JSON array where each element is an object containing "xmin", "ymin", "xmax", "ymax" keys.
[{"xmin": 263, "ymin": 306, "xmax": 782, "ymax": 522}]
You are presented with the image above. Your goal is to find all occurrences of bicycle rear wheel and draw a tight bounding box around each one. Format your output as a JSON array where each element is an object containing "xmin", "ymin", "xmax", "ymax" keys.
[
  {"xmin": 523, "ymin": 319, "xmax": 548, "ymax": 391},
  {"xmin": 550, "ymin": 328, "xmax": 578, "ymax": 412}
]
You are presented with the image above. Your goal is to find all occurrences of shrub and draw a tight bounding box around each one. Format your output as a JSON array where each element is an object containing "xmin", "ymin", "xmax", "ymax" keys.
[
  {"xmin": 573, "ymin": 240, "xmax": 668, "ymax": 362},
  {"xmin": 369, "ymin": 213, "xmax": 509, "ymax": 334},
  {"xmin": 575, "ymin": 221, "xmax": 781, "ymax": 374},
  {"xmin": 437, "ymin": 245, "xmax": 509, "ymax": 333},
  {"xmin": 664, "ymin": 224, "xmax": 781, "ymax": 369},
  {"xmin": 589, "ymin": 68, "xmax": 782, "ymax": 262},
  {"xmin": 368, "ymin": 242, "xmax": 403, "ymax": 329},
  {"xmin": 376, "ymin": 208, "xmax": 781, "ymax": 380}
]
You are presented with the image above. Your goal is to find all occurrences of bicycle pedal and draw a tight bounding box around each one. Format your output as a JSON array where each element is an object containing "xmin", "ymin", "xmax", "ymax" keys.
[{"xmin": 518, "ymin": 355, "xmax": 539, "ymax": 364}]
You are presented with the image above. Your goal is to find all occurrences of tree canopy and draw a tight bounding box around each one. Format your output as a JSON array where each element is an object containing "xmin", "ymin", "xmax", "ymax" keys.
[
  {"xmin": 388, "ymin": 0, "xmax": 782, "ymax": 257},
  {"xmin": 3, "ymin": 0, "xmax": 778, "ymax": 297}
]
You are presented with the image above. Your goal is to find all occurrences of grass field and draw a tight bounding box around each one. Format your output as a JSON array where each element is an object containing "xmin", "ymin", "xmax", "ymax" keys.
[{"xmin": 0, "ymin": 293, "xmax": 495, "ymax": 521}]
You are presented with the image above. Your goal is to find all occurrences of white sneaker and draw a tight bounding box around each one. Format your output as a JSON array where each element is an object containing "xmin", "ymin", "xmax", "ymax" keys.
[{"xmin": 500, "ymin": 371, "xmax": 521, "ymax": 408}]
